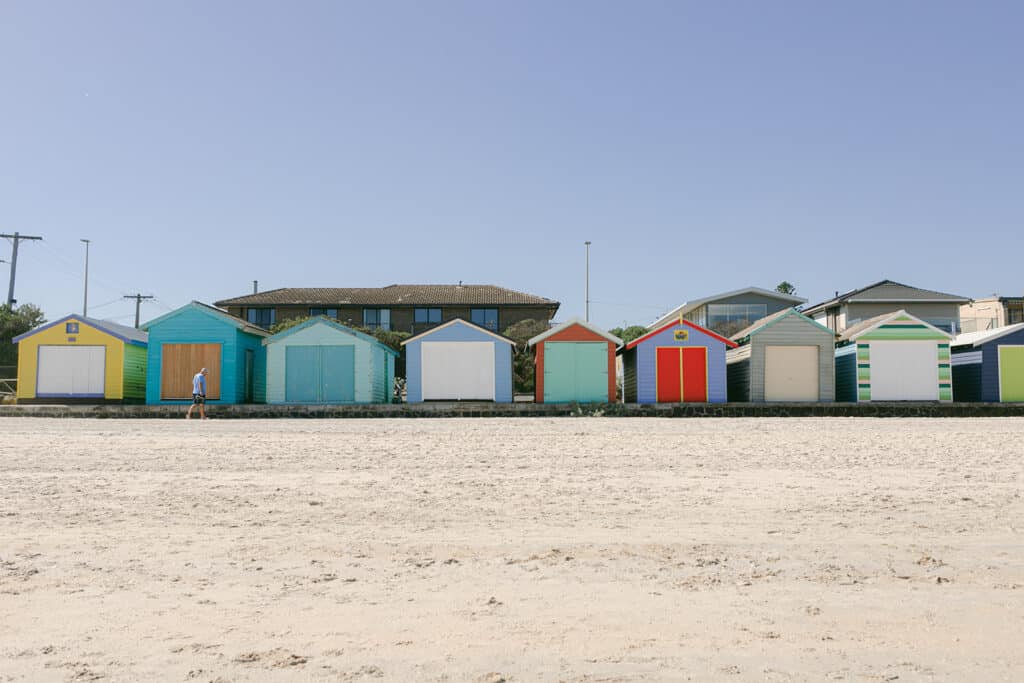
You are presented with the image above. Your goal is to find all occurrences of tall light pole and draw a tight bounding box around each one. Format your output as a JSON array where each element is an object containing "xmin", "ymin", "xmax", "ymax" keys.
[
  {"xmin": 81, "ymin": 239, "xmax": 91, "ymax": 316},
  {"xmin": 584, "ymin": 240, "xmax": 592, "ymax": 322}
]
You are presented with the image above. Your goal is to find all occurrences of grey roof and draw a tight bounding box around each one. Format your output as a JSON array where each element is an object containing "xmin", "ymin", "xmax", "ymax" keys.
[
  {"xmin": 215, "ymin": 284, "xmax": 560, "ymax": 309},
  {"xmin": 649, "ymin": 286, "xmax": 807, "ymax": 330},
  {"xmin": 804, "ymin": 280, "xmax": 971, "ymax": 316},
  {"xmin": 951, "ymin": 322, "xmax": 1024, "ymax": 348},
  {"xmin": 12, "ymin": 314, "xmax": 148, "ymax": 345}
]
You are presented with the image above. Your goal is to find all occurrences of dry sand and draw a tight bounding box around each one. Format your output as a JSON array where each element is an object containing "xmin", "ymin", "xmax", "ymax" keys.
[{"xmin": 0, "ymin": 417, "xmax": 1021, "ymax": 682}]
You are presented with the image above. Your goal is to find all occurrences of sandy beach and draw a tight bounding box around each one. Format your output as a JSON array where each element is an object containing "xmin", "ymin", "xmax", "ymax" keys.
[{"xmin": 0, "ymin": 417, "xmax": 1021, "ymax": 681}]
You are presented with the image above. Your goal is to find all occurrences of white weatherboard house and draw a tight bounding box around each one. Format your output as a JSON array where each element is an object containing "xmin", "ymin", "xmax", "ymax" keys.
[
  {"xmin": 401, "ymin": 318, "xmax": 515, "ymax": 403},
  {"xmin": 835, "ymin": 310, "xmax": 953, "ymax": 402}
]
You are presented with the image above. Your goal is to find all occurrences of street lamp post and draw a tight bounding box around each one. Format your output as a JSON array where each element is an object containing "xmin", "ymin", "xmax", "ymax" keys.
[
  {"xmin": 81, "ymin": 239, "xmax": 91, "ymax": 317},
  {"xmin": 584, "ymin": 241, "xmax": 591, "ymax": 322}
]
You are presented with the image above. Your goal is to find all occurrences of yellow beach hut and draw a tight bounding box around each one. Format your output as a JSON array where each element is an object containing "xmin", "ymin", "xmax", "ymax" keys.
[{"xmin": 13, "ymin": 314, "xmax": 148, "ymax": 403}]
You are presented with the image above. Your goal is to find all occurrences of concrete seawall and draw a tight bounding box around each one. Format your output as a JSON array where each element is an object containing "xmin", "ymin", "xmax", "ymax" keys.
[{"xmin": 2, "ymin": 402, "xmax": 1024, "ymax": 419}]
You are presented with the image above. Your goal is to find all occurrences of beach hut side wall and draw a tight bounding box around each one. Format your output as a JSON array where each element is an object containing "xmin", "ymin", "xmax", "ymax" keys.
[
  {"xmin": 743, "ymin": 314, "xmax": 835, "ymax": 402},
  {"xmin": 146, "ymin": 307, "xmax": 237, "ymax": 405},
  {"xmin": 534, "ymin": 324, "xmax": 616, "ymax": 403},
  {"xmin": 633, "ymin": 324, "xmax": 729, "ymax": 404},
  {"xmin": 951, "ymin": 350, "xmax": 982, "ymax": 402},
  {"xmin": 122, "ymin": 343, "xmax": 148, "ymax": 401},
  {"xmin": 834, "ymin": 345, "xmax": 858, "ymax": 402},
  {"xmin": 726, "ymin": 348, "xmax": 751, "ymax": 402},
  {"xmin": 405, "ymin": 322, "xmax": 513, "ymax": 403}
]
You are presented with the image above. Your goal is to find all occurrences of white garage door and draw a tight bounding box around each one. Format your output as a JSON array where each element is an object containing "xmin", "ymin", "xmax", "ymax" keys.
[
  {"xmin": 37, "ymin": 345, "xmax": 106, "ymax": 397},
  {"xmin": 868, "ymin": 341, "xmax": 938, "ymax": 401},
  {"xmin": 764, "ymin": 345, "xmax": 819, "ymax": 401},
  {"xmin": 422, "ymin": 341, "xmax": 495, "ymax": 400}
]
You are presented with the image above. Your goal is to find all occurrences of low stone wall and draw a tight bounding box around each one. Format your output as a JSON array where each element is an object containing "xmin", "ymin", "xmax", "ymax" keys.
[{"xmin": 1, "ymin": 402, "xmax": 1023, "ymax": 419}]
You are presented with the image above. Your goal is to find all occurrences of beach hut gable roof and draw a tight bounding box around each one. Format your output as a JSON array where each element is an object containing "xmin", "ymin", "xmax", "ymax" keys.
[
  {"xmin": 839, "ymin": 309, "xmax": 953, "ymax": 342},
  {"xmin": 13, "ymin": 314, "xmax": 149, "ymax": 346},
  {"xmin": 142, "ymin": 301, "xmax": 270, "ymax": 337},
  {"xmin": 527, "ymin": 317, "xmax": 622, "ymax": 347},
  {"xmin": 262, "ymin": 316, "xmax": 399, "ymax": 356},
  {"xmin": 400, "ymin": 318, "xmax": 515, "ymax": 346},
  {"xmin": 730, "ymin": 308, "xmax": 835, "ymax": 344},
  {"xmin": 625, "ymin": 318, "xmax": 738, "ymax": 351},
  {"xmin": 951, "ymin": 322, "xmax": 1024, "ymax": 349}
]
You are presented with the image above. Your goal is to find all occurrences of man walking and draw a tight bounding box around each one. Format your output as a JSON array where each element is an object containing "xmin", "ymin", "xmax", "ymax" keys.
[{"xmin": 186, "ymin": 367, "xmax": 209, "ymax": 419}]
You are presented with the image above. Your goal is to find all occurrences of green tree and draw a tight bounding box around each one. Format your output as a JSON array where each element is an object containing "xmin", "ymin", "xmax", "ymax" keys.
[
  {"xmin": 0, "ymin": 303, "xmax": 46, "ymax": 368},
  {"xmin": 609, "ymin": 325, "xmax": 647, "ymax": 343},
  {"xmin": 775, "ymin": 281, "xmax": 797, "ymax": 296},
  {"xmin": 503, "ymin": 318, "xmax": 550, "ymax": 394}
]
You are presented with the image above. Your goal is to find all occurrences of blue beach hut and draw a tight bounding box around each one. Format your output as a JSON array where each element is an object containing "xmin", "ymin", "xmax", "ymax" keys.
[
  {"xmin": 263, "ymin": 317, "xmax": 397, "ymax": 404},
  {"xmin": 951, "ymin": 323, "xmax": 1024, "ymax": 402},
  {"xmin": 401, "ymin": 318, "xmax": 515, "ymax": 403},
  {"xmin": 144, "ymin": 301, "xmax": 268, "ymax": 405},
  {"xmin": 618, "ymin": 318, "xmax": 736, "ymax": 404}
]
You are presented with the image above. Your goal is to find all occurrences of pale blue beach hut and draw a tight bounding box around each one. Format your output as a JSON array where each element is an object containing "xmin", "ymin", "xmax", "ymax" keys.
[{"xmin": 263, "ymin": 317, "xmax": 397, "ymax": 404}]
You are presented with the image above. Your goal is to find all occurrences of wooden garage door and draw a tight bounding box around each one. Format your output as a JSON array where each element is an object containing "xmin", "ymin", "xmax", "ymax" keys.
[
  {"xmin": 161, "ymin": 343, "xmax": 222, "ymax": 400},
  {"xmin": 543, "ymin": 342, "xmax": 608, "ymax": 403},
  {"xmin": 869, "ymin": 341, "xmax": 938, "ymax": 401},
  {"xmin": 37, "ymin": 345, "xmax": 106, "ymax": 397},
  {"xmin": 422, "ymin": 341, "xmax": 495, "ymax": 400},
  {"xmin": 655, "ymin": 347, "xmax": 707, "ymax": 403},
  {"xmin": 998, "ymin": 346, "xmax": 1024, "ymax": 402},
  {"xmin": 764, "ymin": 345, "xmax": 819, "ymax": 402}
]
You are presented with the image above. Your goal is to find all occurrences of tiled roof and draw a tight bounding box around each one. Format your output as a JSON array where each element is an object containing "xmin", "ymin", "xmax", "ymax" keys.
[
  {"xmin": 804, "ymin": 280, "xmax": 970, "ymax": 315},
  {"xmin": 215, "ymin": 284, "xmax": 559, "ymax": 308}
]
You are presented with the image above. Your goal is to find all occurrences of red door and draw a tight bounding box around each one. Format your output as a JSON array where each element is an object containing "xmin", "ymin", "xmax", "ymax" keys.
[
  {"xmin": 656, "ymin": 347, "xmax": 708, "ymax": 403},
  {"xmin": 656, "ymin": 347, "xmax": 682, "ymax": 402},
  {"xmin": 681, "ymin": 347, "xmax": 707, "ymax": 402}
]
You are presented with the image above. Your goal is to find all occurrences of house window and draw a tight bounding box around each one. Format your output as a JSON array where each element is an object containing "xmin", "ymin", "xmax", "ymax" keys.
[
  {"xmin": 471, "ymin": 308, "xmax": 499, "ymax": 331},
  {"xmin": 66, "ymin": 322, "xmax": 80, "ymax": 334},
  {"xmin": 363, "ymin": 308, "xmax": 391, "ymax": 330},
  {"xmin": 246, "ymin": 308, "xmax": 276, "ymax": 328},
  {"xmin": 924, "ymin": 318, "xmax": 957, "ymax": 334},
  {"xmin": 310, "ymin": 308, "xmax": 338, "ymax": 319},
  {"xmin": 706, "ymin": 304, "xmax": 767, "ymax": 336},
  {"xmin": 414, "ymin": 308, "xmax": 442, "ymax": 324}
]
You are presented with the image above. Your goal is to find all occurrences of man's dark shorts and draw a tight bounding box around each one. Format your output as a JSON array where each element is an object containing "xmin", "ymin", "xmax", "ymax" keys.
[{"xmin": 192, "ymin": 394, "xmax": 206, "ymax": 405}]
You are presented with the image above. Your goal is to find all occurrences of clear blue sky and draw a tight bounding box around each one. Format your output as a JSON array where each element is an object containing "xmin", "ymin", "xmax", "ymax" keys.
[{"xmin": 2, "ymin": 1, "xmax": 1022, "ymax": 329}]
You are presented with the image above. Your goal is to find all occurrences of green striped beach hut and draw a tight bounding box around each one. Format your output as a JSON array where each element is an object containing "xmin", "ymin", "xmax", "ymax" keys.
[{"xmin": 835, "ymin": 310, "xmax": 953, "ymax": 402}]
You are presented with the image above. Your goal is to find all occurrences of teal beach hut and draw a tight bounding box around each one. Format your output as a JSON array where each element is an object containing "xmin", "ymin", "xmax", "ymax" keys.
[
  {"xmin": 263, "ymin": 317, "xmax": 397, "ymax": 404},
  {"xmin": 144, "ymin": 301, "xmax": 268, "ymax": 405}
]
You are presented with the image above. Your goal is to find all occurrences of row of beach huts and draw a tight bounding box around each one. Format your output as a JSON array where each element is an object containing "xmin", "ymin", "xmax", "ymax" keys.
[{"xmin": 11, "ymin": 298, "xmax": 1024, "ymax": 405}]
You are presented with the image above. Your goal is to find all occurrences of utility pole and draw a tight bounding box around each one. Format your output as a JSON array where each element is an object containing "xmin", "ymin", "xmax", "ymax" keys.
[
  {"xmin": 584, "ymin": 241, "xmax": 592, "ymax": 322},
  {"xmin": 124, "ymin": 293, "xmax": 154, "ymax": 328},
  {"xmin": 1, "ymin": 231, "xmax": 43, "ymax": 307},
  {"xmin": 81, "ymin": 239, "xmax": 91, "ymax": 316}
]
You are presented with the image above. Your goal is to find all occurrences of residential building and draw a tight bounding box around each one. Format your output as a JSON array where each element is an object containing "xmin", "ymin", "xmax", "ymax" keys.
[
  {"xmin": 803, "ymin": 280, "xmax": 970, "ymax": 335},
  {"xmin": 214, "ymin": 284, "xmax": 559, "ymax": 334},
  {"xmin": 649, "ymin": 286, "xmax": 807, "ymax": 338},
  {"xmin": 959, "ymin": 296, "xmax": 1024, "ymax": 333}
]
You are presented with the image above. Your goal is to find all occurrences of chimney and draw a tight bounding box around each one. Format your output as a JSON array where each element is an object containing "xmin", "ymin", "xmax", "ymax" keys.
[{"xmin": 253, "ymin": 280, "xmax": 259, "ymax": 294}]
